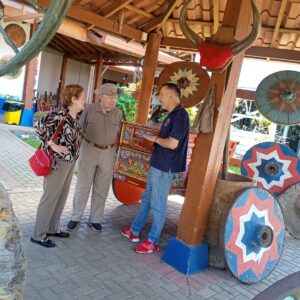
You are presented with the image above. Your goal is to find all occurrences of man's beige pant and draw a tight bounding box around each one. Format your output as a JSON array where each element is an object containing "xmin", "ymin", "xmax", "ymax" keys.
[
  {"xmin": 71, "ymin": 140, "xmax": 116, "ymax": 223},
  {"xmin": 33, "ymin": 160, "xmax": 75, "ymax": 240}
]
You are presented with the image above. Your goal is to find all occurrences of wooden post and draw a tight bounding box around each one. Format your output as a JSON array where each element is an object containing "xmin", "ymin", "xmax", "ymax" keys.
[
  {"xmin": 177, "ymin": 0, "xmax": 253, "ymax": 246},
  {"xmin": 135, "ymin": 33, "xmax": 161, "ymax": 124},
  {"xmin": 93, "ymin": 55, "xmax": 103, "ymax": 102},
  {"xmin": 22, "ymin": 20, "xmax": 38, "ymax": 110},
  {"xmin": 58, "ymin": 55, "xmax": 68, "ymax": 104}
]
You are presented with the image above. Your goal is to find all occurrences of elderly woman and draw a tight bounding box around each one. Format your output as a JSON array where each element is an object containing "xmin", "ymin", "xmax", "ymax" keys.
[{"xmin": 31, "ymin": 84, "xmax": 86, "ymax": 248}]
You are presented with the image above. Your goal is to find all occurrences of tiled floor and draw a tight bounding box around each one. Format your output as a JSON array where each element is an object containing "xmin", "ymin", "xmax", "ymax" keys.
[{"xmin": 1, "ymin": 122, "xmax": 300, "ymax": 300}]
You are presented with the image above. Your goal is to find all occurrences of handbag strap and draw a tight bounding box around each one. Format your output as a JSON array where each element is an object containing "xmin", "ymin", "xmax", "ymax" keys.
[{"xmin": 51, "ymin": 114, "xmax": 68, "ymax": 143}]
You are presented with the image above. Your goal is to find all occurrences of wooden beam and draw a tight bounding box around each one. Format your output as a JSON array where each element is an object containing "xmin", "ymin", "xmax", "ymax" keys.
[
  {"xmin": 23, "ymin": 20, "xmax": 38, "ymax": 110},
  {"xmin": 38, "ymin": 0, "xmax": 146, "ymax": 42},
  {"xmin": 141, "ymin": 0, "xmax": 178, "ymax": 32},
  {"xmin": 271, "ymin": 0, "xmax": 288, "ymax": 47},
  {"xmin": 4, "ymin": 12, "xmax": 43, "ymax": 22},
  {"xmin": 58, "ymin": 55, "xmax": 68, "ymax": 103},
  {"xmin": 161, "ymin": 37, "xmax": 197, "ymax": 50},
  {"xmin": 49, "ymin": 39, "xmax": 66, "ymax": 54},
  {"xmin": 93, "ymin": 55, "xmax": 103, "ymax": 102},
  {"xmin": 236, "ymin": 89, "xmax": 256, "ymax": 100},
  {"xmin": 177, "ymin": 0, "xmax": 253, "ymax": 246},
  {"xmin": 102, "ymin": 0, "xmax": 133, "ymax": 17},
  {"xmin": 167, "ymin": 18, "xmax": 299, "ymax": 35},
  {"xmin": 136, "ymin": 33, "xmax": 161, "ymax": 123},
  {"xmin": 68, "ymin": 53, "xmax": 98, "ymax": 60},
  {"xmin": 125, "ymin": 4, "xmax": 154, "ymax": 19},
  {"xmin": 213, "ymin": 0, "xmax": 219, "ymax": 34},
  {"xmin": 55, "ymin": 34, "xmax": 80, "ymax": 53},
  {"xmin": 108, "ymin": 66, "xmax": 134, "ymax": 76},
  {"xmin": 156, "ymin": 0, "xmax": 179, "ymax": 32},
  {"xmin": 245, "ymin": 46, "xmax": 300, "ymax": 63}
]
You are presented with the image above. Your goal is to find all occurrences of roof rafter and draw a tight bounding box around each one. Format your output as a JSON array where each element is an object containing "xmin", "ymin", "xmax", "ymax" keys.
[
  {"xmin": 102, "ymin": 0, "xmax": 134, "ymax": 18},
  {"xmin": 271, "ymin": 0, "xmax": 287, "ymax": 47},
  {"xmin": 125, "ymin": 4, "xmax": 155, "ymax": 20},
  {"xmin": 140, "ymin": 0, "xmax": 179, "ymax": 32},
  {"xmin": 213, "ymin": 0, "xmax": 219, "ymax": 33},
  {"xmin": 37, "ymin": 0, "xmax": 146, "ymax": 42}
]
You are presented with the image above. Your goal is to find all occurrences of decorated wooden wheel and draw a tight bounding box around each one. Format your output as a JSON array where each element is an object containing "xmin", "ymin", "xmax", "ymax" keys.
[
  {"xmin": 222, "ymin": 187, "xmax": 285, "ymax": 284},
  {"xmin": 278, "ymin": 182, "xmax": 300, "ymax": 239},
  {"xmin": 255, "ymin": 70, "xmax": 300, "ymax": 125},
  {"xmin": 241, "ymin": 142, "xmax": 300, "ymax": 196},
  {"xmin": 112, "ymin": 178, "xmax": 144, "ymax": 205},
  {"xmin": 158, "ymin": 61, "xmax": 211, "ymax": 108}
]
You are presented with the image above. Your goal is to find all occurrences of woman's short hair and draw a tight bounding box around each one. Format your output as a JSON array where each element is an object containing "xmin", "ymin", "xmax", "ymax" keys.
[
  {"xmin": 61, "ymin": 84, "xmax": 84, "ymax": 107},
  {"xmin": 161, "ymin": 82, "xmax": 181, "ymax": 98}
]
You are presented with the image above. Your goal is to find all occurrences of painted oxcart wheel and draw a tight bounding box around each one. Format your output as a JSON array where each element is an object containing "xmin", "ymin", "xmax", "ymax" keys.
[
  {"xmin": 221, "ymin": 187, "xmax": 285, "ymax": 284},
  {"xmin": 0, "ymin": 1, "xmax": 72, "ymax": 77},
  {"xmin": 112, "ymin": 178, "xmax": 144, "ymax": 205},
  {"xmin": 255, "ymin": 70, "xmax": 300, "ymax": 125},
  {"xmin": 241, "ymin": 142, "xmax": 300, "ymax": 196},
  {"xmin": 278, "ymin": 182, "xmax": 300, "ymax": 239},
  {"xmin": 158, "ymin": 61, "xmax": 211, "ymax": 108}
]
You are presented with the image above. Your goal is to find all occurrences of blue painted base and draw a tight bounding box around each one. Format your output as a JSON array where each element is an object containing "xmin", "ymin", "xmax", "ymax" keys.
[
  {"xmin": 162, "ymin": 237, "xmax": 208, "ymax": 275},
  {"xmin": 20, "ymin": 109, "xmax": 34, "ymax": 127}
]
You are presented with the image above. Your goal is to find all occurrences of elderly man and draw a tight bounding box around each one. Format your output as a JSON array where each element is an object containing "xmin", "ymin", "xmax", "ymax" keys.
[
  {"xmin": 67, "ymin": 83, "xmax": 122, "ymax": 232},
  {"xmin": 121, "ymin": 82, "xmax": 190, "ymax": 253}
]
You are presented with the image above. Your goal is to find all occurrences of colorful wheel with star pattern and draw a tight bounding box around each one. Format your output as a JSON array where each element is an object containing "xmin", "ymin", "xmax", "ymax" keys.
[
  {"xmin": 158, "ymin": 62, "xmax": 211, "ymax": 108},
  {"xmin": 222, "ymin": 187, "xmax": 285, "ymax": 284},
  {"xmin": 241, "ymin": 142, "xmax": 300, "ymax": 196},
  {"xmin": 255, "ymin": 70, "xmax": 300, "ymax": 125},
  {"xmin": 278, "ymin": 182, "xmax": 300, "ymax": 239}
]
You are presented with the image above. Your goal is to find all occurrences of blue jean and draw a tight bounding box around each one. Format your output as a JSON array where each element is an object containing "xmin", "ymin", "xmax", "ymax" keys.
[{"xmin": 131, "ymin": 166, "xmax": 175, "ymax": 244}]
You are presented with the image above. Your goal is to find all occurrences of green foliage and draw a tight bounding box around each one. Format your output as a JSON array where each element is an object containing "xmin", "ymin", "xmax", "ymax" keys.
[
  {"xmin": 22, "ymin": 138, "xmax": 40, "ymax": 149},
  {"xmin": 229, "ymin": 166, "xmax": 241, "ymax": 175},
  {"xmin": 186, "ymin": 107, "xmax": 198, "ymax": 124},
  {"xmin": 117, "ymin": 85, "xmax": 138, "ymax": 123}
]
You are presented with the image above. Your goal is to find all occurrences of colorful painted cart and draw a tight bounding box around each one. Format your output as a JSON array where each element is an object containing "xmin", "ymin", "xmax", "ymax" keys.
[{"xmin": 112, "ymin": 122, "xmax": 196, "ymax": 205}]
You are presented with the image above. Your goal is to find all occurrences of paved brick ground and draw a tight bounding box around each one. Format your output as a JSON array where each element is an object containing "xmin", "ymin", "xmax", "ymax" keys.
[{"xmin": 1, "ymin": 122, "xmax": 300, "ymax": 300}]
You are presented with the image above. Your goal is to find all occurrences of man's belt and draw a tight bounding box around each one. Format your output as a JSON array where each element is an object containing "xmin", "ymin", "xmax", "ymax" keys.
[{"xmin": 84, "ymin": 137, "xmax": 114, "ymax": 149}]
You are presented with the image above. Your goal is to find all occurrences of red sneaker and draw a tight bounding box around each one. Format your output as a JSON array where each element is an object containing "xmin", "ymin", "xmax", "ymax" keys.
[
  {"xmin": 121, "ymin": 226, "xmax": 140, "ymax": 243},
  {"xmin": 134, "ymin": 239, "xmax": 159, "ymax": 254}
]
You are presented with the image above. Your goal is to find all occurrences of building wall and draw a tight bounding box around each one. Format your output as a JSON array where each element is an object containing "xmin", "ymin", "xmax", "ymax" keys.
[
  {"xmin": 37, "ymin": 49, "xmax": 91, "ymax": 96},
  {"xmin": 37, "ymin": 49, "xmax": 134, "ymax": 102}
]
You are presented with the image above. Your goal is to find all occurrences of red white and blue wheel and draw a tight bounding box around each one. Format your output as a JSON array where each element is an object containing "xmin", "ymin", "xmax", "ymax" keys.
[
  {"xmin": 222, "ymin": 187, "xmax": 285, "ymax": 284},
  {"xmin": 241, "ymin": 142, "xmax": 300, "ymax": 196}
]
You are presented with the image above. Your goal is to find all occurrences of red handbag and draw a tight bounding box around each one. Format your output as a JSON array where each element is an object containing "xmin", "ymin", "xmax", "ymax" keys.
[
  {"xmin": 29, "ymin": 146, "xmax": 53, "ymax": 176},
  {"xmin": 29, "ymin": 117, "xmax": 66, "ymax": 177}
]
